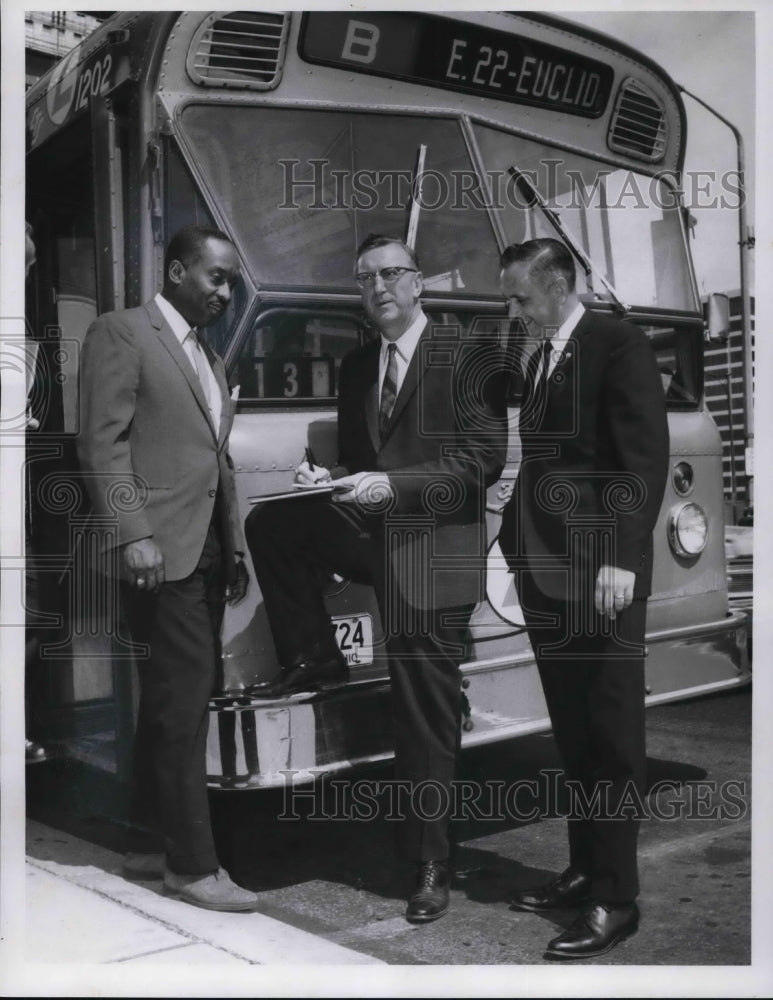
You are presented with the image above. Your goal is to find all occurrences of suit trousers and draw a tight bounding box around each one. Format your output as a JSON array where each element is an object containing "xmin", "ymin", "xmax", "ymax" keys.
[
  {"xmin": 123, "ymin": 514, "xmax": 224, "ymax": 875},
  {"xmin": 246, "ymin": 497, "xmax": 473, "ymax": 862},
  {"xmin": 516, "ymin": 569, "xmax": 647, "ymax": 903}
]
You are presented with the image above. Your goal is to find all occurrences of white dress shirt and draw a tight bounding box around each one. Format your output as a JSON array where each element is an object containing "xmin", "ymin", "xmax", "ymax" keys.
[
  {"xmin": 541, "ymin": 300, "xmax": 585, "ymax": 380},
  {"xmin": 155, "ymin": 293, "xmax": 222, "ymax": 432},
  {"xmin": 378, "ymin": 309, "xmax": 427, "ymax": 400}
]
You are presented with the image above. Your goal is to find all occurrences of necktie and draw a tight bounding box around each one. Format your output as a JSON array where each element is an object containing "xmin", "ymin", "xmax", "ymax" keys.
[
  {"xmin": 187, "ymin": 329, "xmax": 213, "ymax": 418},
  {"xmin": 379, "ymin": 342, "xmax": 398, "ymax": 440},
  {"xmin": 535, "ymin": 337, "xmax": 554, "ymax": 398},
  {"xmin": 521, "ymin": 338, "xmax": 553, "ymax": 429}
]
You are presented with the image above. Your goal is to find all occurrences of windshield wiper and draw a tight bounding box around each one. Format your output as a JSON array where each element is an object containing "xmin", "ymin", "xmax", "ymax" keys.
[
  {"xmin": 406, "ymin": 144, "xmax": 428, "ymax": 251},
  {"xmin": 508, "ymin": 166, "xmax": 629, "ymax": 314}
]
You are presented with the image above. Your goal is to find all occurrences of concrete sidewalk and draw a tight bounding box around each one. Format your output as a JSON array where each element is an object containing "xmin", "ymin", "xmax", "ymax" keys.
[{"xmin": 24, "ymin": 819, "xmax": 383, "ymax": 966}]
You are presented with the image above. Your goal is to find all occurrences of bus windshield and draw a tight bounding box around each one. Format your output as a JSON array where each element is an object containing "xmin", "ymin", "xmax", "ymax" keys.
[
  {"xmin": 473, "ymin": 124, "xmax": 697, "ymax": 312},
  {"xmin": 179, "ymin": 104, "xmax": 696, "ymax": 311},
  {"xmin": 179, "ymin": 105, "xmax": 502, "ymax": 293}
]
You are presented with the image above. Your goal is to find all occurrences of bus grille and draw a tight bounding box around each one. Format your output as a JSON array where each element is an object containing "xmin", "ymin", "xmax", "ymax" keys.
[
  {"xmin": 607, "ymin": 77, "xmax": 668, "ymax": 162},
  {"xmin": 187, "ymin": 11, "xmax": 290, "ymax": 90}
]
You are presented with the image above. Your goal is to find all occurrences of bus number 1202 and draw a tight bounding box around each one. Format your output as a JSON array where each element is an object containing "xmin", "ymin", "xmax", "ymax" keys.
[{"xmin": 75, "ymin": 54, "xmax": 113, "ymax": 112}]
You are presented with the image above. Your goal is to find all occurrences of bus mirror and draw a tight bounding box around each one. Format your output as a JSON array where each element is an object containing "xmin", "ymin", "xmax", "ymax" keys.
[{"xmin": 706, "ymin": 292, "xmax": 730, "ymax": 342}]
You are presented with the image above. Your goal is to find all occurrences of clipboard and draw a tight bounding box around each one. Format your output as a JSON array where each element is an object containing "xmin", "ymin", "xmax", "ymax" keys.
[{"xmin": 247, "ymin": 483, "xmax": 351, "ymax": 505}]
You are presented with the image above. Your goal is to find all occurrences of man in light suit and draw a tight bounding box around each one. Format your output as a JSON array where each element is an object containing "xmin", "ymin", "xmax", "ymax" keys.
[
  {"xmin": 498, "ymin": 239, "xmax": 669, "ymax": 959},
  {"xmin": 245, "ymin": 234, "xmax": 507, "ymax": 922},
  {"xmin": 77, "ymin": 226, "xmax": 256, "ymax": 911}
]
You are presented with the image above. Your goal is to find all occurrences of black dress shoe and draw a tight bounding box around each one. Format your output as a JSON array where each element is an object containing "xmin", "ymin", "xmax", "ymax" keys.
[
  {"xmin": 246, "ymin": 653, "xmax": 349, "ymax": 699},
  {"xmin": 544, "ymin": 901, "xmax": 639, "ymax": 960},
  {"xmin": 509, "ymin": 866, "xmax": 591, "ymax": 912},
  {"xmin": 405, "ymin": 860, "xmax": 450, "ymax": 924}
]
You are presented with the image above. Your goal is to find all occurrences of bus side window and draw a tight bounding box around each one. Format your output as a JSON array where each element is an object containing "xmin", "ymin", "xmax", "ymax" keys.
[
  {"xmin": 648, "ymin": 325, "xmax": 701, "ymax": 407},
  {"xmin": 165, "ymin": 138, "xmax": 247, "ymax": 359},
  {"xmin": 235, "ymin": 308, "xmax": 363, "ymax": 402},
  {"xmin": 660, "ymin": 366, "xmax": 676, "ymax": 395}
]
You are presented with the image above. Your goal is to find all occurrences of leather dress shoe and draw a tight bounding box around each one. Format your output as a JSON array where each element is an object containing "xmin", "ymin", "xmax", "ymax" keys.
[
  {"xmin": 163, "ymin": 867, "xmax": 260, "ymax": 912},
  {"xmin": 405, "ymin": 860, "xmax": 451, "ymax": 924},
  {"xmin": 545, "ymin": 901, "xmax": 640, "ymax": 960},
  {"xmin": 509, "ymin": 866, "xmax": 591, "ymax": 912},
  {"xmin": 247, "ymin": 653, "xmax": 349, "ymax": 699},
  {"xmin": 121, "ymin": 851, "xmax": 166, "ymax": 881}
]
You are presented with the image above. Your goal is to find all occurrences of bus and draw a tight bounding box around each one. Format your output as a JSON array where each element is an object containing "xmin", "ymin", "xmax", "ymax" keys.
[{"xmin": 25, "ymin": 10, "xmax": 749, "ymax": 800}]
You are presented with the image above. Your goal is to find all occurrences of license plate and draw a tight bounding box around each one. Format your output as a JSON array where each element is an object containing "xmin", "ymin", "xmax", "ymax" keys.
[{"xmin": 331, "ymin": 614, "xmax": 374, "ymax": 666}]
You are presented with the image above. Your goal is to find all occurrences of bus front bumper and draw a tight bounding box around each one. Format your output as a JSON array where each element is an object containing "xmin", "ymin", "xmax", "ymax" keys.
[{"xmin": 206, "ymin": 610, "xmax": 749, "ymax": 789}]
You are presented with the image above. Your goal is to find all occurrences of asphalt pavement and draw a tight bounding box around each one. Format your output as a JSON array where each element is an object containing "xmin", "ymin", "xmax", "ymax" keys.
[
  {"xmin": 11, "ymin": 686, "xmax": 770, "ymax": 997},
  {"xmin": 216, "ymin": 687, "xmax": 753, "ymax": 966}
]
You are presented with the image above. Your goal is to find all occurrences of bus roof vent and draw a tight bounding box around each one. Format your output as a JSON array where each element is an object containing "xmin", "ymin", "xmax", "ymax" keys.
[
  {"xmin": 607, "ymin": 77, "xmax": 667, "ymax": 162},
  {"xmin": 187, "ymin": 11, "xmax": 290, "ymax": 90}
]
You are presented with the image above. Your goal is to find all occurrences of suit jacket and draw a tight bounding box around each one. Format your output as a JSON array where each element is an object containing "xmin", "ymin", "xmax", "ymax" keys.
[
  {"xmin": 76, "ymin": 298, "xmax": 244, "ymax": 583},
  {"xmin": 499, "ymin": 309, "xmax": 669, "ymax": 602},
  {"xmin": 332, "ymin": 322, "xmax": 508, "ymax": 610}
]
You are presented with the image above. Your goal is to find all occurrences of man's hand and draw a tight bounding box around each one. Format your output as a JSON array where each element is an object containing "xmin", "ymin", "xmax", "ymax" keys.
[
  {"xmin": 226, "ymin": 557, "xmax": 249, "ymax": 605},
  {"xmin": 294, "ymin": 460, "xmax": 332, "ymax": 486},
  {"xmin": 122, "ymin": 538, "xmax": 165, "ymax": 593},
  {"xmin": 595, "ymin": 564, "xmax": 636, "ymax": 619},
  {"xmin": 332, "ymin": 471, "xmax": 393, "ymax": 508}
]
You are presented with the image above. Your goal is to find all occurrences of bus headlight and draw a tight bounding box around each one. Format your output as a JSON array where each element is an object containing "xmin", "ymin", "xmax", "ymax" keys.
[{"xmin": 667, "ymin": 502, "xmax": 709, "ymax": 557}]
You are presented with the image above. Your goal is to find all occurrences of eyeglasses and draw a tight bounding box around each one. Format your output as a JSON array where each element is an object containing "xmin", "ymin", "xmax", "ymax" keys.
[{"xmin": 355, "ymin": 266, "xmax": 418, "ymax": 287}]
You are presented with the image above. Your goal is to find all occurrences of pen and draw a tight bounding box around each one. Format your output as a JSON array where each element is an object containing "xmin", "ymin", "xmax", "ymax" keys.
[{"xmin": 304, "ymin": 445, "xmax": 333, "ymax": 486}]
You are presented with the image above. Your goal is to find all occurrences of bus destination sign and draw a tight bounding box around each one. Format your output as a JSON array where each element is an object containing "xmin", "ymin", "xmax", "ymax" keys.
[{"xmin": 299, "ymin": 13, "xmax": 614, "ymax": 119}]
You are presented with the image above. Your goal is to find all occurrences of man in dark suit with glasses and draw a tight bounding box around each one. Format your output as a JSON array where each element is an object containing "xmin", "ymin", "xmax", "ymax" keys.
[{"xmin": 246, "ymin": 233, "xmax": 507, "ymax": 923}]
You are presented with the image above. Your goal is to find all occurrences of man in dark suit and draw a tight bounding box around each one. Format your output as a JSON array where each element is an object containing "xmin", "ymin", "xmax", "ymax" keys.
[
  {"xmin": 498, "ymin": 238, "xmax": 669, "ymax": 959},
  {"xmin": 77, "ymin": 226, "xmax": 256, "ymax": 911},
  {"xmin": 245, "ymin": 234, "xmax": 507, "ymax": 923}
]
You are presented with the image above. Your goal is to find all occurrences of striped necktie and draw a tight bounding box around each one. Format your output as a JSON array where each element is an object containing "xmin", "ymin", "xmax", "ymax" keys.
[{"xmin": 379, "ymin": 342, "xmax": 398, "ymax": 441}]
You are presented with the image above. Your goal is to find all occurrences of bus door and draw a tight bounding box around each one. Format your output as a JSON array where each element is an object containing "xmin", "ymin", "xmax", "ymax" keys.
[{"xmin": 26, "ymin": 97, "xmax": 133, "ymax": 781}]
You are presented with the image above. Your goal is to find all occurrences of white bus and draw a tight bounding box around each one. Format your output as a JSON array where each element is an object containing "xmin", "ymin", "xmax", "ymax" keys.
[{"xmin": 25, "ymin": 11, "xmax": 749, "ymax": 796}]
